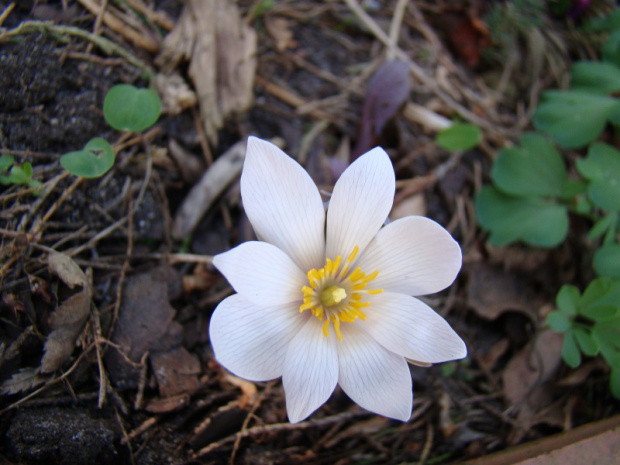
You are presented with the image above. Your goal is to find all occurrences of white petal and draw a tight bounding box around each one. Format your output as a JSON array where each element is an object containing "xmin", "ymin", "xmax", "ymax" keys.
[
  {"xmin": 325, "ymin": 147, "xmax": 395, "ymax": 261},
  {"xmin": 209, "ymin": 294, "xmax": 307, "ymax": 381},
  {"xmin": 213, "ymin": 241, "xmax": 306, "ymax": 306},
  {"xmin": 356, "ymin": 216, "xmax": 462, "ymax": 296},
  {"xmin": 282, "ymin": 318, "xmax": 339, "ymax": 423},
  {"xmin": 241, "ymin": 137, "xmax": 326, "ymax": 271},
  {"xmin": 362, "ymin": 292, "xmax": 467, "ymax": 363},
  {"xmin": 337, "ymin": 324, "xmax": 412, "ymax": 421}
]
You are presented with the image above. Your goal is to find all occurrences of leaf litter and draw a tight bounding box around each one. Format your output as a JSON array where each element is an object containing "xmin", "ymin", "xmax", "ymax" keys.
[{"xmin": 0, "ymin": 1, "xmax": 618, "ymax": 464}]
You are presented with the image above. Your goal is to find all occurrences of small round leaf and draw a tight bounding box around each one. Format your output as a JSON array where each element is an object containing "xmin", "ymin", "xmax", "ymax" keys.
[
  {"xmin": 60, "ymin": 138, "xmax": 115, "ymax": 178},
  {"xmin": 104, "ymin": 84, "xmax": 161, "ymax": 132},
  {"xmin": 436, "ymin": 123, "xmax": 482, "ymax": 151}
]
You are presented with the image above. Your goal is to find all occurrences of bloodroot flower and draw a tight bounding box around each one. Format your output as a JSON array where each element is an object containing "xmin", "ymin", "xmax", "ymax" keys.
[{"xmin": 209, "ymin": 137, "xmax": 467, "ymax": 423}]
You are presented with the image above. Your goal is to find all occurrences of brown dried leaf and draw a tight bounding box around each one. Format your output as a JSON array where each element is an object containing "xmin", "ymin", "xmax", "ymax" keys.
[
  {"xmin": 503, "ymin": 330, "xmax": 563, "ymax": 406},
  {"xmin": 0, "ymin": 367, "xmax": 48, "ymax": 395},
  {"xmin": 466, "ymin": 262, "xmax": 541, "ymax": 321},
  {"xmin": 265, "ymin": 16, "xmax": 294, "ymax": 51},
  {"xmin": 41, "ymin": 253, "xmax": 92, "ymax": 373},
  {"xmin": 156, "ymin": 0, "xmax": 256, "ymax": 145},
  {"xmin": 48, "ymin": 251, "xmax": 87, "ymax": 288},
  {"xmin": 144, "ymin": 394, "xmax": 190, "ymax": 413},
  {"xmin": 151, "ymin": 347, "xmax": 201, "ymax": 397}
]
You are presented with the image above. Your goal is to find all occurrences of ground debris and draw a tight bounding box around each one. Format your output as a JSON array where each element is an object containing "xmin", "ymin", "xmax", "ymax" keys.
[
  {"xmin": 40, "ymin": 252, "xmax": 92, "ymax": 373},
  {"xmin": 105, "ymin": 266, "xmax": 183, "ymax": 390},
  {"xmin": 156, "ymin": 0, "xmax": 257, "ymax": 145}
]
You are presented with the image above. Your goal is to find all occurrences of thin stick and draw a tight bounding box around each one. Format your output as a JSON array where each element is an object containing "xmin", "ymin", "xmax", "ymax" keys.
[{"xmin": 386, "ymin": 0, "xmax": 409, "ymax": 60}]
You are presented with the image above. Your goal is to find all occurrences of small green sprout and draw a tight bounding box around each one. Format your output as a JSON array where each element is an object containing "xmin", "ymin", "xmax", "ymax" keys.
[
  {"xmin": 61, "ymin": 84, "xmax": 162, "ymax": 178},
  {"xmin": 60, "ymin": 138, "xmax": 115, "ymax": 179},
  {"xmin": 103, "ymin": 84, "xmax": 161, "ymax": 132},
  {"xmin": 0, "ymin": 155, "xmax": 42, "ymax": 191}
]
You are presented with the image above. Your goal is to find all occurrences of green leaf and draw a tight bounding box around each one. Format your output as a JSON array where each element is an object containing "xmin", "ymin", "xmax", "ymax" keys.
[
  {"xmin": 103, "ymin": 84, "xmax": 161, "ymax": 132},
  {"xmin": 580, "ymin": 277, "xmax": 612, "ymax": 309},
  {"xmin": 556, "ymin": 285, "xmax": 580, "ymax": 316},
  {"xmin": 475, "ymin": 186, "xmax": 568, "ymax": 247},
  {"xmin": 0, "ymin": 154, "xmax": 14, "ymax": 171},
  {"xmin": 533, "ymin": 90, "xmax": 620, "ymax": 149},
  {"xmin": 594, "ymin": 318, "xmax": 620, "ymax": 352},
  {"xmin": 562, "ymin": 330, "xmax": 582, "ymax": 368},
  {"xmin": 436, "ymin": 123, "xmax": 482, "ymax": 151},
  {"xmin": 577, "ymin": 143, "xmax": 620, "ymax": 211},
  {"xmin": 7, "ymin": 164, "xmax": 32, "ymax": 184},
  {"xmin": 611, "ymin": 367, "xmax": 620, "ymax": 398},
  {"xmin": 588, "ymin": 213, "xmax": 616, "ymax": 240},
  {"xmin": 573, "ymin": 327, "xmax": 599, "ymax": 356},
  {"xmin": 571, "ymin": 61, "xmax": 620, "ymax": 94},
  {"xmin": 547, "ymin": 310, "xmax": 572, "ymax": 332},
  {"xmin": 586, "ymin": 305, "xmax": 619, "ymax": 322},
  {"xmin": 491, "ymin": 133, "xmax": 567, "ymax": 198},
  {"xmin": 593, "ymin": 243, "xmax": 620, "ymax": 279},
  {"xmin": 60, "ymin": 138, "xmax": 115, "ymax": 178},
  {"xmin": 603, "ymin": 30, "xmax": 620, "ymax": 67}
]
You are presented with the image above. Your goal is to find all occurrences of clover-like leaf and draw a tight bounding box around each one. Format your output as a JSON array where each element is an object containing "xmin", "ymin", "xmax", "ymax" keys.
[
  {"xmin": 475, "ymin": 186, "xmax": 568, "ymax": 247},
  {"xmin": 436, "ymin": 123, "xmax": 482, "ymax": 151},
  {"xmin": 573, "ymin": 327, "xmax": 600, "ymax": 356},
  {"xmin": 491, "ymin": 133, "xmax": 567, "ymax": 198},
  {"xmin": 603, "ymin": 30, "xmax": 620, "ymax": 67},
  {"xmin": 571, "ymin": 61, "xmax": 620, "ymax": 94},
  {"xmin": 577, "ymin": 143, "xmax": 620, "ymax": 211},
  {"xmin": 547, "ymin": 310, "xmax": 572, "ymax": 332},
  {"xmin": 60, "ymin": 138, "xmax": 115, "ymax": 178},
  {"xmin": 556, "ymin": 284, "xmax": 580, "ymax": 316},
  {"xmin": 533, "ymin": 90, "xmax": 620, "ymax": 149},
  {"xmin": 594, "ymin": 243, "xmax": 620, "ymax": 279},
  {"xmin": 562, "ymin": 330, "xmax": 582, "ymax": 368},
  {"xmin": 580, "ymin": 277, "xmax": 613, "ymax": 310},
  {"xmin": 0, "ymin": 154, "xmax": 14, "ymax": 172},
  {"xmin": 103, "ymin": 84, "xmax": 161, "ymax": 132}
]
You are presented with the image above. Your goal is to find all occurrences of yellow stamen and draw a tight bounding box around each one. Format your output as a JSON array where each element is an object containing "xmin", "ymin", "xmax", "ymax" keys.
[{"xmin": 299, "ymin": 246, "xmax": 383, "ymax": 341}]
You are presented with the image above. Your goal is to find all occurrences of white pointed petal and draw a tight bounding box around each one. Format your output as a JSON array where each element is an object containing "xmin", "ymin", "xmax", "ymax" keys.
[
  {"xmin": 283, "ymin": 318, "xmax": 339, "ymax": 423},
  {"xmin": 209, "ymin": 294, "xmax": 307, "ymax": 381},
  {"xmin": 362, "ymin": 292, "xmax": 467, "ymax": 363},
  {"xmin": 337, "ymin": 324, "xmax": 412, "ymax": 421},
  {"xmin": 356, "ymin": 216, "xmax": 462, "ymax": 296},
  {"xmin": 325, "ymin": 147, "xmax": 395, "ymax": 260},
  {"xmin": 213, "ymin": 241, "xmax": 306, "ymax": 306},
  {"xmin": 241, "ymin": 137, "xmax": 325, "ymax": 271}
]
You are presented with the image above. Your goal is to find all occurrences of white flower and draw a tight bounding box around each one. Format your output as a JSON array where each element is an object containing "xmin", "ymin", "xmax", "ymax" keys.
[{"xmin": 209, "ymin": 137, "xmax": 467, "ymax": 423}]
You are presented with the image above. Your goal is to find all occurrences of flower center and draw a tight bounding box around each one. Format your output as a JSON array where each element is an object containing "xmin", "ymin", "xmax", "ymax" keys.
[{"xmin": 300, "ymin": 246, "xmax": 383, "ymax": 341}]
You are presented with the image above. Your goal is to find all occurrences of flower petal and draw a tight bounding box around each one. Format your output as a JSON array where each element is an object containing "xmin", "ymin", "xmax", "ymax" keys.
[
  {"xmin": 356, "ymin": 216, "xmax": 462, "ymax": 296},
  {"xmin": 325, "ymin": 147, "xmax": 395, "ymax": 260},
  {"xmin": 337, "ymin": 324, "xmax": 412, "ymax": 421},
  {"xmin": 213, "ymin": 241, "xmax": 306, "ymax": 306},
  {"xmin": 282, "ymin": 318, "xmax": 339, "ymax": 423},
  {"xmin": 209, "ymin": 294, "xmax": 307, "ymax": 381},
  {"xmin": 241, "ymin": 137, "xmax": 326, "ymax": 271},
  {"xmin": 362, "ymin": 292, "xmax": 467, "ymax": 363}
]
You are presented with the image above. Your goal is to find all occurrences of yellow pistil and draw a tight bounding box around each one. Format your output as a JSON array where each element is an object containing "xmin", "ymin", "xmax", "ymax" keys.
[{"xmin": 300, "ymin": 246, "xmax": 383, "ymax": 341}]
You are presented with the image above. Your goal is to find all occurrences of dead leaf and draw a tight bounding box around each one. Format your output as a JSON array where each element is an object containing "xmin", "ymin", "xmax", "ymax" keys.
[
  {"xmin": 352, "ymin": 60, "xmax": 411, "ymax": 160},
  {"xmin": 105, "ymin": 266, "xmax": 183, "ymax": 389},
  {"xmin": 0, "ymin": 367, "xmax": 48, "ymax": 395},
  {"xmin": 156, "ymin": 0, "xmax": 257, "ymax": 145},
  {"xmin": 265, "ymin": 16, "xmax": 294, "ymax": 51},
  {"xmin": 153, "ymin": 72, "xmax": 198, "ymax": 115},
  {"xmin": 150, "ymin": 347, "xmax": 201, "ymax": 397},
  {"xmin": 465, "ymin": 262, "xmax": 542, "ymax": 321},
  {"xmin": 503, "ymin": 330, "xmax": 563, "ymax": 406},
  {"xmin": 40, "ymin": 252, "xmax": 92, "ymax": 373}
]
